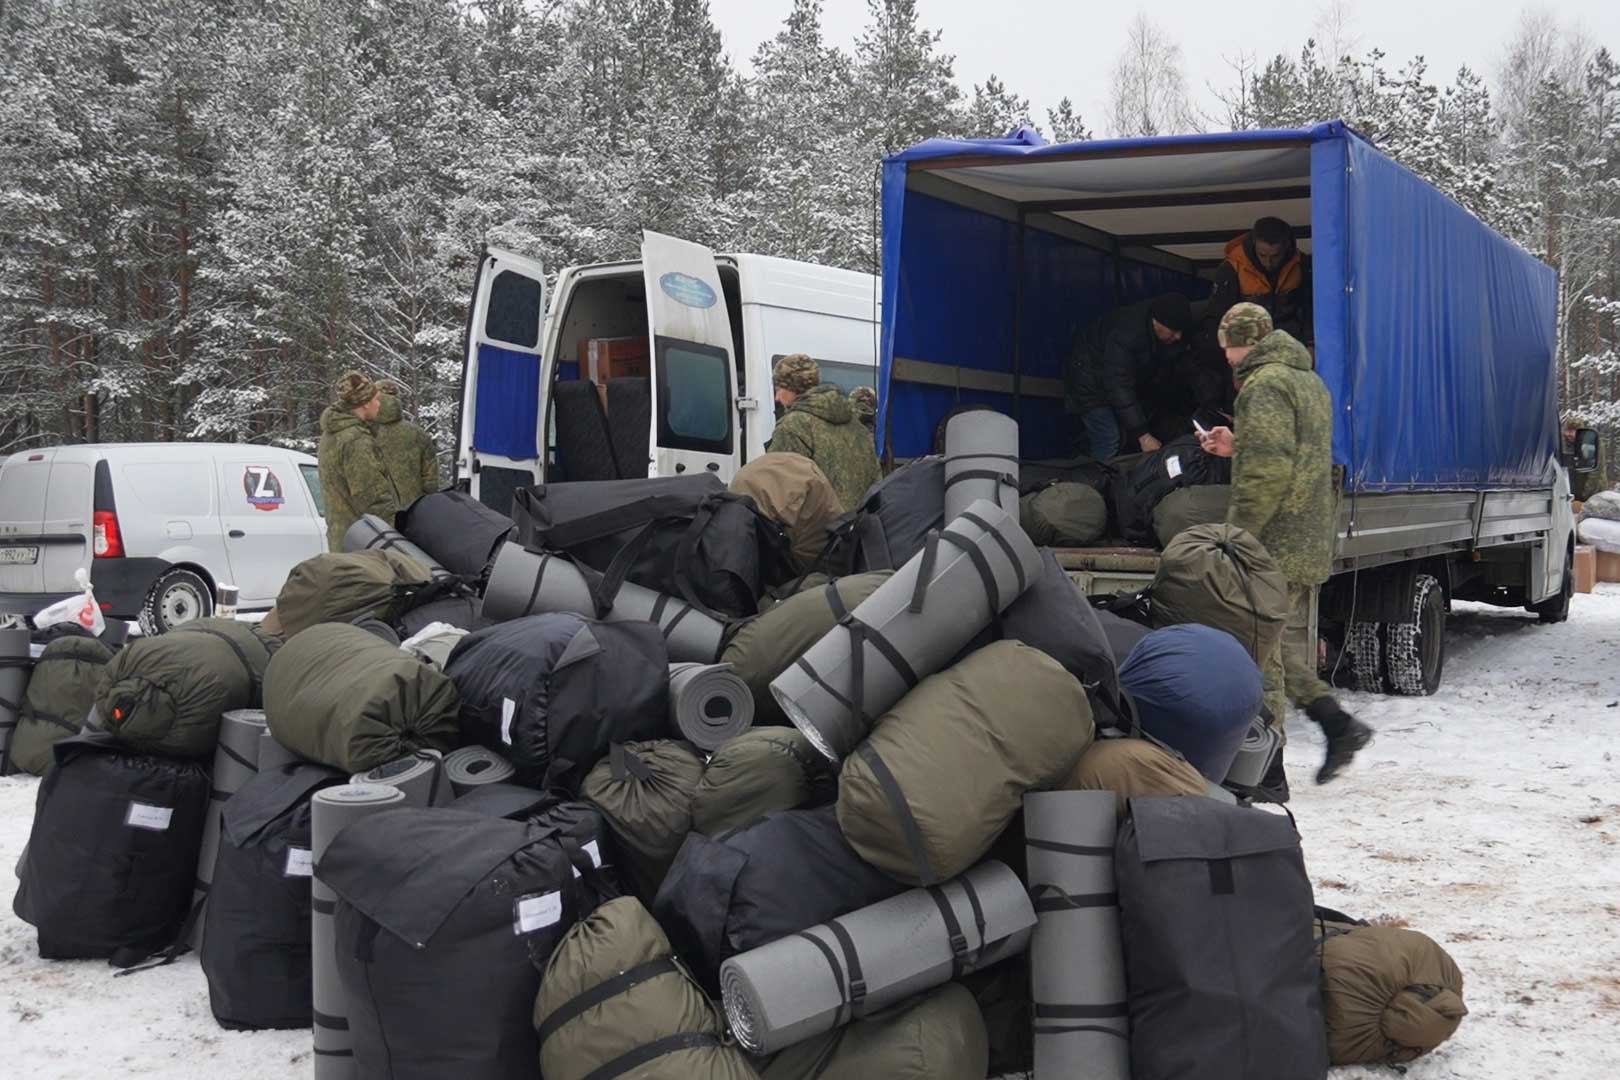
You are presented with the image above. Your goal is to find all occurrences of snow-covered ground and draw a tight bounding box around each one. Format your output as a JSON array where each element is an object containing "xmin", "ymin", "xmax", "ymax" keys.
[{"xmin": 2, "ymin": 591, "xmax": 1619, "ymax": 1078}]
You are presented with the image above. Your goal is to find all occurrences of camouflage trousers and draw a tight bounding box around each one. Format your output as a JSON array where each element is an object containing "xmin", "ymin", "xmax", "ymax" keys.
[{"xmin": 1262, "ymin": 582, "xmax": 1334, "ymax": 743}]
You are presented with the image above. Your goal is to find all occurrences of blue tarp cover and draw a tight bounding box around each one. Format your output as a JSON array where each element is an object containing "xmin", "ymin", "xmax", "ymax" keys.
[{"xmin": 878, "ymin": 122, "xmax": 1559, "ymax": 491}]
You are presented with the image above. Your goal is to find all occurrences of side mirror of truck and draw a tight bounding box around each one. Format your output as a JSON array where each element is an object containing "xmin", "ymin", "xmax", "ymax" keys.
[{"xmin": 1574, "ymin": 428, "xmax": 1600, "ymax": 473}]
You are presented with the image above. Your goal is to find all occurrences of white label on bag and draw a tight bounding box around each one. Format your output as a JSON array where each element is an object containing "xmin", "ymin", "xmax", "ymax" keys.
[
  {"xmin": 125, "ymin": 802, "xmax": 173, "ymax": 832},
  {"xmin": 500, "ymin": 698, "xmax": 516, "ymax": 745},
  {"xmin": 285, "ymin": 847, "xmax": 314, "ymax": 877},
  {"xmin": 1165, "ymin": 455, "xmax": 1183, "ymax": 479},
  {"xmin": 514, "ymin": 891, "xmax": 562, "ymax": 935},
  {"xmin": 571, "ymin": 839, "xmax": 603, "ymax": 878}
]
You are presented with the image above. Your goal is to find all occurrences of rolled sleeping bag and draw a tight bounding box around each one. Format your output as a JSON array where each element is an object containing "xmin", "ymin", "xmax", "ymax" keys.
[
  {"xmin": 756, "ymin": 982, "xmax": 990, "ymax": 1080},
  {"xmin": 668, "ymin": 663, "xmax": 752, "ymax": 751},
  {"xmin": 1318, "ymin": 917, "xmax": 1468, "ymax": 1065},
  {"xmin": 189, "ymin": 708, "xmax": 266, "ymax": 951},
  {"xmin": 1118, "ymin": 624, "xmax": 1263, "ymax": 782},
  {"xmin": 0, "ymin": 626, "xmax": 33, "ymax": 773},
  {"xmin": 690, "ymin": 727, "xmax": 832, "ymax": 837},
  {"xmin": 578, "ymin": 740, "xmax": 705, "ymax": 902},
  {"xmin": 258, "ymin": 728, "xmax": 303, "ymax": 771},
  {"xmin": 1024, "ymin": 791, "xmax": 1129, "ymax": 1080},
  {"xmin": 1224, "ymin": 713, "xmax": 1283, "ymax": 789},
  {"xmin": 310, "ymin": 784, "xmax": 407, "ymax": 1079},
  {"xmin": 350, "ymin": 748, "xmax": 450, "ymax": 808},
  {"xmin": 442, "ymin": 744, "xmax": 516, "ymax": 795},
  {"xmin": 1064, "ymin": 736, "xmax": 1216, "ymax": 815},
  {"xmin": 944, "ymin": 409, "xmax": 1019, "ymax": 523},
  {"xmin": 721, "ymin": 858, "xmax": 1036, "ymax": 1055},
  {"xmin": 340, "ymin": 514, "xmax": 449, "ymax": 580},
  {"xmin": 481, "ymin": 542, "xmax": 724, "ymax": 662},
  {"xmin": 771, "ymin": 498, "xmax": 1041, "ymax": 762},
  {"xmin": 397, "ymin": 489, "xmax": 515, "ymax": 580}
]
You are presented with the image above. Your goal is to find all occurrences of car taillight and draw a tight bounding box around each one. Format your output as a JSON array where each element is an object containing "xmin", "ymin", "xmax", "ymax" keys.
[{"xmin": 93, "ymin": 510, "xmax": 124, "ymax": 558}]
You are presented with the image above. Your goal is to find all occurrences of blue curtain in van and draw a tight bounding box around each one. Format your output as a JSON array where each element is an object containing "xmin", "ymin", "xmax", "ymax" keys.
[{"xmin": 472, "ymin": 344, "xmax": 540, "ymax": 460}]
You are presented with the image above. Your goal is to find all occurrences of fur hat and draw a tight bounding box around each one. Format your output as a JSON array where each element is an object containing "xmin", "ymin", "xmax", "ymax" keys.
[
  {"xmin": 773, "ymin": 354, "xmax": 821, "ymax": 394},
  {"xmin": 335, "ymin": 370, "xmax": 378, "ymax": 410}
]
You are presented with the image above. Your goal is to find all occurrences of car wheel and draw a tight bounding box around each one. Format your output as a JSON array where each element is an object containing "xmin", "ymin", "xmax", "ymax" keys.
[
  {"xmin": 1383, "ymin": 573, "xmax": 1445, "ymax": 696},
  {"xmin": 139, "ymin": 568, "xmax": 214, "ymax": 635}
]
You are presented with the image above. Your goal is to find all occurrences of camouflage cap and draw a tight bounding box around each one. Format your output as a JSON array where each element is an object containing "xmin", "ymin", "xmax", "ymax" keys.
[
  {"xmin": 849, "ymin": 386, "xmax": 877, "ymax": 425},
  {"xmin": 335, "ymin": 370, "xmax": 377, "ymax": 410},
  {"xmin": 1217, "ymin": 302, "xmax": 1274, "ymax": 348},
  {"xmin": 376, "ymin": 378, "xmax": 401, "ymax": 397},
  {"xmin": 773, "ymin": 353, "xmax": 820, "ymax": 393}
]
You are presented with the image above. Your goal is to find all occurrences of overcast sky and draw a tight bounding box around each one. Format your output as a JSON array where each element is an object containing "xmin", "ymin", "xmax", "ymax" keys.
[{"xmin": 705, "ymin": 0, "xmax": 1620, "ymax": 131}]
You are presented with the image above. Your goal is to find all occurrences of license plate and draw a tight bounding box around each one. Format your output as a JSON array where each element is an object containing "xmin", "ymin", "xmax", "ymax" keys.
[{"xmin": 0, "ymin": 546, "xmax": 39, "ymax": 565}]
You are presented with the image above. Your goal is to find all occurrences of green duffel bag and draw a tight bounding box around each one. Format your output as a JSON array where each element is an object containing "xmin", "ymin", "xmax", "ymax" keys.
[
  {"xmin": 261, "ymin": 549, "xmax": 432, "ymax": 640},
  {"xmin": 729, "ymin": 452, "xmax": 848, "ymax": 577},
  {"xmin": 1149, "ymin": 522, "xmax": 1289, "ymax": 664},
  {"xmin": 263, "ymin": 622, "xmax": 458, "ymax": 772},
  {"xmin": 757, "ymin": 982, "xmax": 989, "ymax": 1080},
  {"xmin": 579, "ymin": 740, "xmax": 706, "ymax": 902},
  {"xmin": 536, "ymin": 896, "xmax": 757, "ymax": 1080},
  {"xmin": 690, "ymin": 727, "xmax": 832, "ymax": 837},
  {"xmin": 837, "ymin": 640, "xmax": 1092, "ymax": 886},
  {"xmin": 96, "ymin": 618, "xmax": 276, "ymax": 759},
  {"xmin": 1152, "ymin": 485, "xmax": 1232, "ymax": 548},
  {"xmin": 1319, "ymin": 917, "xmax": 1468, "ymax": 1066},
  {"xmin": 8, "ymin": 636, "xmax": 116, "ymax": 776},
  {"xmin": 721, "ymin": 572, "xmax": 891, "ymax": 725},
  {"xmin": 1020, "ymin": 482, "xmax": 1108, "ymax": 547}
]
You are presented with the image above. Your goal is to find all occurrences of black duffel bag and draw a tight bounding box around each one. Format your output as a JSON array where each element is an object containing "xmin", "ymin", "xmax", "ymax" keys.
[
  {"xmin": 398, "ymin": 490, "xmax": 516, "ymax": 581},
  {"xmin": 1111, "ymin": 434, "xmax": 1230, "ymax": 547},
  {"xmin": 512, "ymin": 474, "xmax": 785, "ymax": 620}
]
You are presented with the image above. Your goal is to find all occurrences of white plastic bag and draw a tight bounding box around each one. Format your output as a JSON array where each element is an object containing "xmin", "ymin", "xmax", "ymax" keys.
[{"xmin": 34, "ymin": 568, "xmax": 106, "ymax": 636}]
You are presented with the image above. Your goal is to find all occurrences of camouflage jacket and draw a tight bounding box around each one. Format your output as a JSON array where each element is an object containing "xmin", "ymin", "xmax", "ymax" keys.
[
  {"xmin": 768, "ymin": 383, "xmax": 882, "ymax": 512},
  {"xmin": 317, "ymin": 407, "xmax": 399, "ymax": 551},
  {"xmin": 1226, "ymin": 330, "xmax": 1335, "ymax": 585},
  {"xmin": 373, "ymin": 395, "xmax": 440, "ymax": 509}
]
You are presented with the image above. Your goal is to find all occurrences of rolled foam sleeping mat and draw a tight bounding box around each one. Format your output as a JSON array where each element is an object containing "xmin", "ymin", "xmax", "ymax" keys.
[
  {"xmin": 481, "ymin": 542, "xmax": 723, "ymax": 663},
  {"xmin": 311, "ymin": 784, "xmax": 406, "ymax": 1079},
  {"xmin": 258, "ymin": 728, "xmax": 303, "ymax": 771},
  {"xmin": 443, "ymin": 744, "xmax": 517, "ymax": 795},
  {"xmin": 189, "ymin": 708, "xmax": 265, "ymax": 950},
  {"xmin": 0, "ymin": 626, "xmax": 32, "ymax": 773},
  {"xmin": 1024, "ymin": 791, "xmax": 1130, "ymax": 1080},
  {"xmin": 944, "ymin": 410, "xmax": 1020, "ymax": 523},
  {"xmin": 350, "ymin": 749, "xmax": 450, "ymax": 807},
  {"xmin": 770, "ymin": 498, "xmax": 1040, "ymax": 762},
  {"xmin": 1224, "ymin": 713, "xmax": 1283, "ymax": 789},
  {"xmin": 720, "ymin": 859, "xmax": 1036, "ymax": 1055},
  {"xmin": 340, "ymin": 514, "xmax": 448, "ymax": 580},
  {"xmin": 668, "ymin": 663, "xmax": 752, "ymax": 751}
]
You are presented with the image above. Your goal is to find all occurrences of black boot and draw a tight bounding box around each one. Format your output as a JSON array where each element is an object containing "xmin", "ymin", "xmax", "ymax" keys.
[{"xmin": 1307, "ymin": 697, "xmax": 1374, "ymax": 785}]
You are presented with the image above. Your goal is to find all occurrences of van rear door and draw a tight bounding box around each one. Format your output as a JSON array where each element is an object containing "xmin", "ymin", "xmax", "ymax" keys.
[
  {"xmin": 640, "ymin": 232, "xmax": 739, "ymax": 483},
  {"xmin": 0, "ymin": 450, "xmax": 57, "ymax": 595},
  {"xmin": 457, "ymin": 248, "xmax": 547, "ymax": 516}
]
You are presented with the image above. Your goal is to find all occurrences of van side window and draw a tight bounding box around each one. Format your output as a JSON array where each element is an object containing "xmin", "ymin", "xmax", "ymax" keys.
[
  {"xmin": 485, "ymin": 270, "xmax": 543, "ymax": 349},
  {"xmin": 656, "ymin": 336, "xmax": 732, "ymax": 453},
  {"xmin": 299, "ymin": 464, "xmax": 325, "ymax": 517}
]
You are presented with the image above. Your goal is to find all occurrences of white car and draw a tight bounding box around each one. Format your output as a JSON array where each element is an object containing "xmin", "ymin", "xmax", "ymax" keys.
[{"xmin": 0, "ymin": 443, "xmax": 327, "ymax": 633}]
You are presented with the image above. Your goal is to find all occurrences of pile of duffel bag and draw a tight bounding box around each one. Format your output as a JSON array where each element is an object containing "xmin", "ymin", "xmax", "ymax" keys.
[{"xmin": 6, "ymin": 422, "xmax": 1469, "ymax": 1080}]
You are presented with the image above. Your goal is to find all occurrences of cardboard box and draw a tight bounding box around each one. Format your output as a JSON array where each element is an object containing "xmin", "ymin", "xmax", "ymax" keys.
[
  {"xmin": 1574, "ymin": 544, "xmax": 1597, "ymax": 594},
  {"xmin": 578, "ymin": 337, "xmax": 649, "ymax": 386},
  {"xmin": 1597, "ymin": 549, "xmax": 1620, "ymax": 585}
]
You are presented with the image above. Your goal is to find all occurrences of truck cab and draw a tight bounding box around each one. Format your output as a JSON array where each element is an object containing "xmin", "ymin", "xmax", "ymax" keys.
[{"xmin": 455, "ymin": 233, "xmax": 879, "ymax": 517}]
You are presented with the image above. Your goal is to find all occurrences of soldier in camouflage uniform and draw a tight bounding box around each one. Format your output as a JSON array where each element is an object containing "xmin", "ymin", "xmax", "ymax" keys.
[
  {"xmin": 1201, "ymin": 303, "xmax": 1372, "ymax": 790},
  {"xmin": 317, "ymin": 371, "xmax": 399, "ymax": 551},
  {"xmin": 373, "ymin": 379, "xmax": 441, "ymax": 509},
  {"xmin": 849, "ymin": 385, "xmax": 877, "ymax": 430},
  {"xmin": 768, "ymin": 354, "xmax": 881, "ymax": 512}
]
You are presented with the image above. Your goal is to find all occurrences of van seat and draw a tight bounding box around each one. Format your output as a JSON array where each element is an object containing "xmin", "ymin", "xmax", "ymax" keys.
[
  {"xmin": 607, "ymin": 377, "xmax": 651, "ymax": 480},
  {"xmin": 553, "ymin": 379, "xmax": 621, "ymax": 482}
]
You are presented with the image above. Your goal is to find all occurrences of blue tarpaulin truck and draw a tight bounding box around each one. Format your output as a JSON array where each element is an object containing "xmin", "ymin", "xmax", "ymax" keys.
[{"xmin": 873, "ymin": 121, "xmax": 1595, "ymax": 695}]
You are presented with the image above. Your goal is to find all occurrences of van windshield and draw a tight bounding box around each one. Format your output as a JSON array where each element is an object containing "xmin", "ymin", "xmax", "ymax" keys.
[{"xmin": 656, "ymin": 337, "xmax": 732, "ymax": 453}]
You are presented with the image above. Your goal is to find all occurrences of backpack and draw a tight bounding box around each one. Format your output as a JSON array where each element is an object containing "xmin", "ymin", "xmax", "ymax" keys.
[
  {"xmin": 397, "ymin": 489, "xmax": 516, "ymax": 580},
  {"xmin": 96, "ymin": 618, "xmax": 276, "ymax": 759},
  {"xmin": 1115, "ymin": 796, "xmax": 1328, "ymax": 1080},
  {"xmin": 1020, "ymin": 482, "xmax": 1109, "ymax": 547},
  {"xmin": 263, "ymin": 623, "xmax": 460, "ymax": 773},
  {"xmin": 755, "ymin": 982, "xmax": 990, "ymax": 1080},
  {"xmin": 1315, "ymin": 911, "xmax": 1468, "ymax": 1065},
  {"xmin": 263, "ymin": 549, "xmax": 435, "ymax": 640},
  {"xmin": 690, "ymin": 727, "xmax": 833, "ymax": 837},
  {"xmin": 444, "ymin": 614, "xmax": 669, "ymax": 793},
  {"xmin": 13, "ymin": 732, "xmax": 209, "ymax": 963},
  {"xmin": 729, "ymin": 452, "xmax": 851, "ymax": 578},
  {"xmin": 7, "ymin": 635, "xmax": 116, "ymax": 776},
  {"xmin": 848, "ymin": 456, "xmax": 945, "ymax": 572},
  {"xmin": 201, "ymin": 762, "xmax": 347, "ymax": 1029},
  {"xmin": 1112, "ymin": 435, "xmax": 1231, "ymax": 546},
  {"xmin": 512, "ymin": 474, "xmax": 785, "ymax": 621},
  {"xmin": 1152, "ymin": 484, "xmax": 1231, "ymax": 547},
  {"xmin": 1149, "ymin": 523, "xmax": 1289, "ymax": 664},
  {"xmin": 324, "ymin": 803, "xmax": 615, "ymax": 1080},
  {"xmin": 579, "ymin": 740, "xmax": 706, "ymax": 903}
]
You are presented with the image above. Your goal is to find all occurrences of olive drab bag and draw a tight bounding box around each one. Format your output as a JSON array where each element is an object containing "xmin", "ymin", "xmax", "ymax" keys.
[
  {"xmin": 512, "ymin": 474, "xmax": 787, "ymax": 621},
  {"xmin": 1064, "ymin": 736, "xmax": 1212, "ymax": 813},
  {"xmin": 756, "ymin": 982, "xmax": 990, "ymax": 1080},
  {"xmin": 690, "ymin": 727, "xmax": 834, "ymax": 837},
  {"xmin": 7, "ymin": 635, "xmax": 116, "ymax": 776},
  {"xmin": 95, "ymin": 618, "xmax": 276, "ymax": 759},
  {"xmin": 579, "ymin": 740, "xmax": 706, "ymax": 903},
  {"xmin": 262, "ymin": 549, "xmax": 434, "ymax": 640},
  {"xmin": 1316, "ymin": 911, "xmax": 1468, "ymax": 1066},
  {"xmin": 1152, "ymin": 484, "xmax": 1231, "ymax": 548},
  {"xmin": 1149, "ymin": 522, "xmax": 1289, "ymax": 665},
  {"xmin": 1020, "ymin": 482, "xmax": 1108, "ymax": 547},
  {"xmin": 729, "ymin": 452, "xmax": 850, "ymax": 578}
]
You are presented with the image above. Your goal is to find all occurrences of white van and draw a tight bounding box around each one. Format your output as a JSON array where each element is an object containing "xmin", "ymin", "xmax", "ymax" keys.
[
  {"xmin": 455, "ymin": 232, "xmax": 879, "ymax": 515},
  {"xmin": 0, "ymin": 443, "xmax": 326, "ymax": 633}
]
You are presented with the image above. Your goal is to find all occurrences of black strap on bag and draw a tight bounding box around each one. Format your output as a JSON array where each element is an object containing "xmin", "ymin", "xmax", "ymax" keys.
[
  {"xmin": 580, "ymin": 1033, "xmax": 721, "ymax": 1080},
  {"xmin": 855, "ymin": 742, "xmax": 935, "ymax": 886},
  {"xmin": 833, "ymin": 614, "xmax": 918, "ymax": 730},
  {"xmin": 536, "ymin": 958, "xmax": 677, "ymax": 1045},
  {"xmin": 185, "ymin": 626, "xmax": 262, "ymax": 697},
  {"xmin": 609, "ymin": 743, "xmax": 653, "ymax": 783}
]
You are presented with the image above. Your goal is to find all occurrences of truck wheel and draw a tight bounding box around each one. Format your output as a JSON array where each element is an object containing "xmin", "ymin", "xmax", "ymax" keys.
[
  {"xmin": 1341, "ymin": 621, "xmax": 1385, "ymax": 693},
  {"xmin": 1529, "ymin": 564, "xmax": 1573, "ymax": 625},
  {"xmin": 1383, "ymin": 574, "xmax": 1445, "ymax": 696},
  {"xmin": 138, "ymin": 568, "xmax": 214, "ymax": 636}
]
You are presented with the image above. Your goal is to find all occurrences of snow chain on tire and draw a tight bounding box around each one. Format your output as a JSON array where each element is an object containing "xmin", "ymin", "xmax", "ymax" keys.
[
  {"xmin": 1343, "ymin": 620, "xmax": 1384, "ymax": 694},
  {"xmin": 1382, "ymin": 574, "xmax": 1442, "ymax": 696}
]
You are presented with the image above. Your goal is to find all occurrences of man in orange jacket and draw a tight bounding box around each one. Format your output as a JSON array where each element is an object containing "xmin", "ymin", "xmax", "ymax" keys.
[{"xmin": 1203, "ymin": 216, "xmax": 1313, "ymax": 349}]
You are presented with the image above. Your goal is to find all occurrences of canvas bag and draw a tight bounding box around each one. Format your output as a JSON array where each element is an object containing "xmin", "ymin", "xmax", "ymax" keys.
[
  {"xmin": 729, "ymin": 452, "xmax": 850, "ymax": 578},
  {"xmin": 579, "ymin": 740, "xmax": 707, "ymax": 903},
  {"xmin": 847, "ymin": 456, "xmax": 945, "ymax": 572},
  {"xmin": 1020, "ymin": 482, "xmax": 1108, "ymax": 547},
  {"xmin": 1149, "ymin": 522, "xmax": 1289, "ymax": 664},
  {"xmin": 397, "ymin": 489, "xmax": 516, "ymax": 580},
  {"xmin": 264, "ymin": 549, "xmax": 434, "ymax": 640},
  {"xmin": 1316, "ymin": 910, "xmax": 1468, "ymax": 1066},
  {"xmin": 690, "ymin": 727, "xmax": 834, "ymax": 837},
  {"xmin": 7, "ymin": 635, "xmax": 115, "ymax": 776}
]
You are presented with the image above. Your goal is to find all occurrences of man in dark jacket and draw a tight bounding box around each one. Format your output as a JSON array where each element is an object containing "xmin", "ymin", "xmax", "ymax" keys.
[
  {"xmin": 316, "ymin": 371, "xmax": 398, "ymax": 551},
  {"xmin": 1065, "ymin": 293, "xmax": 1195, "ymax": 460},
  {"xmin": 1203, "ymin": 216, "xmax": 1313, "ymax": 347},
  {"xmin": 373, "ymin": 379, "xmax": 440, "ymax": 509},
  {"xmin": 768, "ymin": 354, "xmax": 880, "ymax": 511}
]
